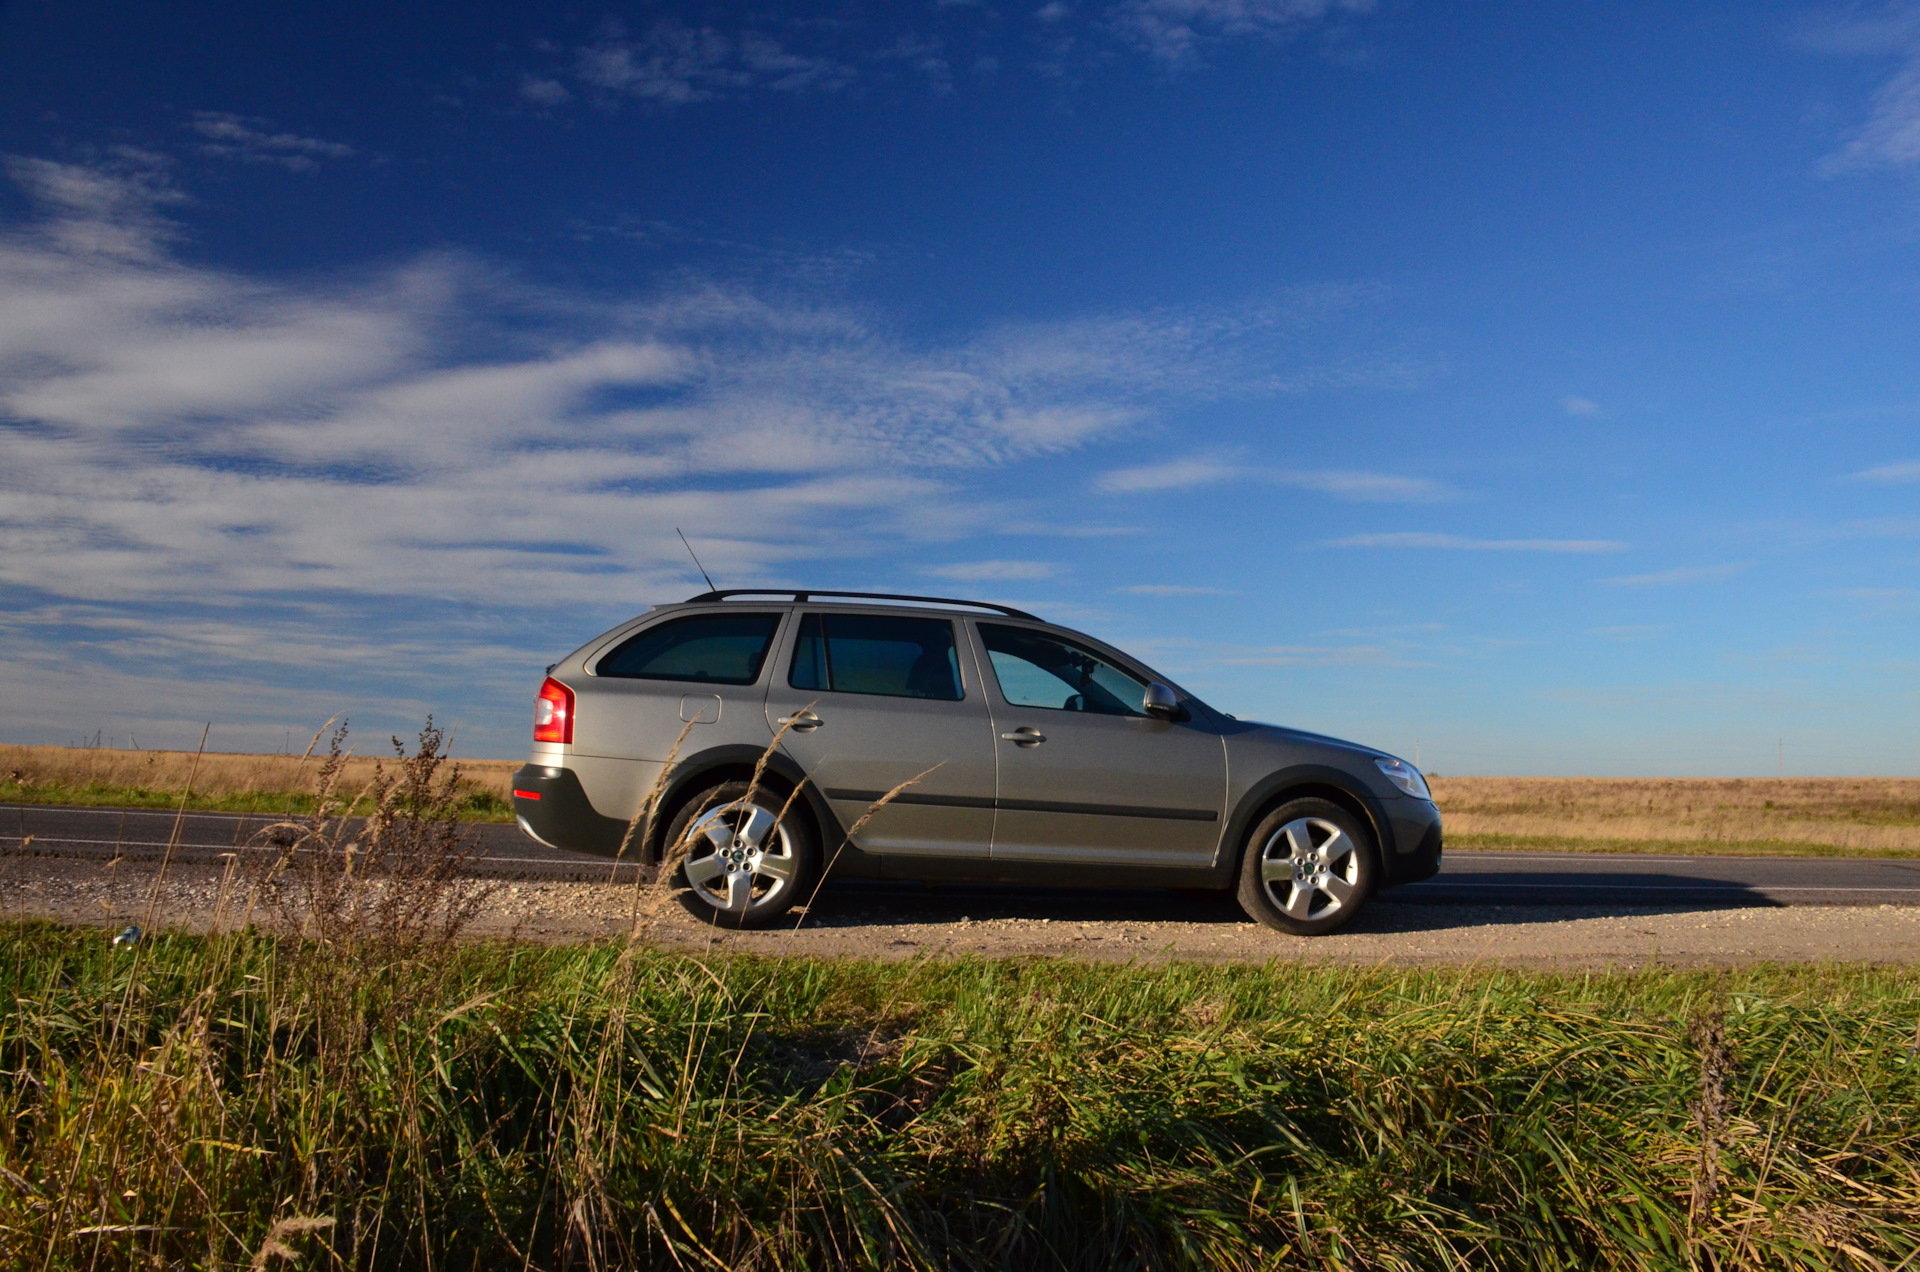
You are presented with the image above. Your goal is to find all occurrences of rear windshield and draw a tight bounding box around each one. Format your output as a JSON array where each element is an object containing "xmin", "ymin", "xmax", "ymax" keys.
[
  {"xmin": 596, "ymin": 612, "xmax": 781, "ymax": 686},
  {"xmin": 788, "ymin": 613, "xmax": 963, "ymax": 701}
]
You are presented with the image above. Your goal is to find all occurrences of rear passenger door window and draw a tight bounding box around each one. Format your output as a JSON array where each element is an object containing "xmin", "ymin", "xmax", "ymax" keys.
[
  {"xmin": 788, "ymin": 613, "xmax": 963, "ymax": 700},
  {"xmin": 596, "ymin": 612, "xmax": 781, "ymax": 685}
]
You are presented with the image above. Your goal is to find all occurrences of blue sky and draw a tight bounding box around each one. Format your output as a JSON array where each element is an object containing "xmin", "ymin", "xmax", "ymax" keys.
[{"xmin": 1, "ymin": 0, "xmax": 1917, "ymax": 772}]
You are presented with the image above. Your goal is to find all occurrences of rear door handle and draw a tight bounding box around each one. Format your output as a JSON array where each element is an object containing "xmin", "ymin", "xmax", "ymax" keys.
[
  {"xmin": 1000, "ymin": 727, "xmax": 1046, "ymax": 746},
  {"xmin": 777, "ymin": 711, "xmax": 823, "ymax": 732}
]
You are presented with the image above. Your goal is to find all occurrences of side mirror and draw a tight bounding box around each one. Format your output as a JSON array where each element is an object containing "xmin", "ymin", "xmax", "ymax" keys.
[{"xmin": 1142, "ymin": 682, "xmax": 1186, "ymax": 721}]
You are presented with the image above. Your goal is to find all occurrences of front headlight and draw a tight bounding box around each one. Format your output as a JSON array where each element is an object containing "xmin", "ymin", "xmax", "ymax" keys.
[{"xmin": 1374, "ymin": 756, "xmax": 1431, "ymax": 801}]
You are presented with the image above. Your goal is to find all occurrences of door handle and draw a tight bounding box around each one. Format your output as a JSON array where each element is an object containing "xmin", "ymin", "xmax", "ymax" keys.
[
  {"xmin": 1000, "ymin": 727, "xmax": 1046, "ymax": 746},
  {"xmin": 777, "ymin": 712, "xmax": 823, "ymax": 732}
]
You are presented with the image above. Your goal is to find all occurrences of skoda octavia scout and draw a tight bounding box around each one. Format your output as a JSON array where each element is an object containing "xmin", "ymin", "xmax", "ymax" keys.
[{"xmin": 512, "ymin": 591, "xmax": 1442, "ymax": 935}]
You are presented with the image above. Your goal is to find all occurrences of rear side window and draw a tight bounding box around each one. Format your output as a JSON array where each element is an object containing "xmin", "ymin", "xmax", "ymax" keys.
[
  {"xmin": 596, "ymin": 612, "xmax": 781, "ymax": 685},
  {"xmin": 788, "ymin": 613, "xmax": 963, "ymax": 701}
]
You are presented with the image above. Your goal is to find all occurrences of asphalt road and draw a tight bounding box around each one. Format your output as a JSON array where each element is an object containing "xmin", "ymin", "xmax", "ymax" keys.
[{"xmin": 7, "ymin": 802, "xmax": 1920, "ymax": 907}]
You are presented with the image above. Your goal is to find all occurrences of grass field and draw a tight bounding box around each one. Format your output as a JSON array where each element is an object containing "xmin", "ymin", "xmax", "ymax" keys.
[
  {"xmin": 4, "ymin": 921, "xmax": 1918, "ymax": 1270},
  {"xmin": 7, "ymin": 744, "xmax": 1920, "ymax": 855}
]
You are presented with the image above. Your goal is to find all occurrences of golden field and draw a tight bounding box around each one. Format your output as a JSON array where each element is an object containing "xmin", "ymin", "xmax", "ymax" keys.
[
  {"xmin": 4, "ymin": 745, "xmax": 1919, "ymax": 854},
  {"xmin": 1431, "ymin": 775, "xmax": 1920, "ymax": 856},
  {"xmin": 0, "ymin": 743, "xmax": 519, "ymax": 820}
]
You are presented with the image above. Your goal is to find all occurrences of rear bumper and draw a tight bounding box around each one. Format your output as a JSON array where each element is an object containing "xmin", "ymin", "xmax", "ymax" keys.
[
  {"xmin": 511, "ymin": 764, "xmax": 632, "ymax": 858},
  {"xmin": 1381, "ymin": 800, "xmax": 1443, "ymax": 886}
]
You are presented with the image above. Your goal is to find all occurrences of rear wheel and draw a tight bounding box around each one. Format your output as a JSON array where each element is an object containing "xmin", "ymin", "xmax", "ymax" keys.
[
  {"xmin": 1236, "ymin": 797, "xmax": 1375, "ymax": 935},
  {"xmin": 666, "ymin": 780, "xmax": 819, "ymax": 929}
]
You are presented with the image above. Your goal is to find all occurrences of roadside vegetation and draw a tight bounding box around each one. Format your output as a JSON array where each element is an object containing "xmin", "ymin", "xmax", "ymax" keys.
[{"xmin": 5, "ymin": 925, "xmax": 1918, "ymax": 1270}]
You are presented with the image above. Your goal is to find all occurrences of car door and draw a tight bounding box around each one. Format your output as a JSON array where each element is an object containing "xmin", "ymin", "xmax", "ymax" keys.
[
  {"xmin": 764, "ymin": 609, "xmax": 998, "ymax": 859},
  {"xmin": 974, "ymin": 621, "xmax": 1226, "ymax": 868}
]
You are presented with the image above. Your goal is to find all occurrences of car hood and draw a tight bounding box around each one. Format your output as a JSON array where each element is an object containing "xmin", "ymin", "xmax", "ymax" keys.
[{"xmin": 1230, "ymin": 720, "xmax": 1383, "ymax": 759}]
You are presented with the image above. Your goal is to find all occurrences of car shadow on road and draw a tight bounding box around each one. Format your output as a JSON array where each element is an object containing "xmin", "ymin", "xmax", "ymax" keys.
[{"xmin": 801, "ymin": 872, "xmax": 1784, "ymax": 932}]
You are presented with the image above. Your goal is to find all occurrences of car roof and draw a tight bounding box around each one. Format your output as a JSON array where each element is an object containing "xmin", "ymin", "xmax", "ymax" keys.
[{"xmin": 677, "ymin": 589, "xmax": 1042, "ymax": 621}]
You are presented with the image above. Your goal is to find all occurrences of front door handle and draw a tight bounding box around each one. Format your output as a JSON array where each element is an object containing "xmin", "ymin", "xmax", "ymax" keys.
[
  {"xmin": 1000, "ymin": 727, "xmax": 1046, "ymax": 746},
  {"xmin": 778, "ymin": 711, "xmax": 823, "ymax": 732}
]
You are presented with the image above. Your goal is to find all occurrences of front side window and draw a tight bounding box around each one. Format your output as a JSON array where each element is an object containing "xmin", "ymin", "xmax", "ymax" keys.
[
  {"xmin": 977, "ymin": 623, "xmax": 1148, "ymax": 716},
  {"xmin": 596, "ymin": 612, "xmax": 782, "ymax": 685},
  {"xmin": 788, "ymin": 613, "xmax": 963, "ymax": 701}
]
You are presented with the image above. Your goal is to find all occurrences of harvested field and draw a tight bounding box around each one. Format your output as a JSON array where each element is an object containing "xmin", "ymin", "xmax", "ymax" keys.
[
  {"xmin": 1432, "ymin": 776, "xmax": 1920, "ymax": 856},
  {"xmin": 0, "ymin": 742, "xmax": 517, "ymax": 821}
]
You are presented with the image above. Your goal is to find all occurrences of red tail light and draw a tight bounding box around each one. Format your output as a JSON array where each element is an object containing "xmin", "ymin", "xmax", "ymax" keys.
[{"xmin": 534, "ymin": 676, "xmax": 574, "ymax": 744}]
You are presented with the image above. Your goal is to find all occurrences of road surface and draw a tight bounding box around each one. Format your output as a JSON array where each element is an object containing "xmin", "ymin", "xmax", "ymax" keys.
[{"xmin": 6, "ymin": 802, "xmax": 1920, "ymax": 907}]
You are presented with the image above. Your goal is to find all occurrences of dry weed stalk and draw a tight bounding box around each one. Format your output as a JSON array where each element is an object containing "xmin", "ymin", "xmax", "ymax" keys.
[{"xmin": 1688, "ymin": 1012, "xmax": 1736, "ymax": 1225}]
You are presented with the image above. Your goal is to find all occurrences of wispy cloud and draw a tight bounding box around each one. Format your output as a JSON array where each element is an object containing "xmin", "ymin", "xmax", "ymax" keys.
[
  {"xmin": 1115, "ymin": 584, "xmax": 1231, "ymax": 595},
  {"xmin": 1096, "ymin": 456, "xmax": 1237, "ymax": 492},
  {"xmin": 188, "ymin": 113, "xmax": 357, "ymax": 170},
  {"xmin": 1805, "ymin": 10, "xmax": 1920, "ymax": 173},
  {"xmin": 1327, "ymin": 532, "xmax": 1627, "ymax": 552},
  {"xmin": 1560, "ymin": 395, "xmax": 1601, "ymax": 417},
  {"xmin": 1096, "ymin": 455, "xmax": 1448, "ymax": 501},
  {"xmin": 567, "ymin": 21, "xmax": 856, "ymax": 105},
  {"xmin": 0, "ymin": 158, "xmax": 1392, "ymax": 626},
  {"xmin": 1848, "ymin": 459, "xmax": 1920, "ymax": 483},
  {"xmin": 923, "ymin": 560, "xmax": 1055, "ymax": 580},
  {"xmin": 1107, "ymin": 0, "xmax": 1375, "ymax": 68},
  {"xmin": 1599, "ymin": 562, "xmax": 1751, "ymax": 587},
  {"xmin": 1215, "ymin": 644, "xmax": 1426, "ymax": 668},
  {"xmin": 522, "ymin": 1, "xmax": 1382, "ymax": 112}
]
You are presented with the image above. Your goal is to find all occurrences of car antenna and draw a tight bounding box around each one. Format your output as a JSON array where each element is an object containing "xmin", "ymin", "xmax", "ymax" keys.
[{"xmin": 676, "ymin": 527, "xmax": 718, "ymax": 592}]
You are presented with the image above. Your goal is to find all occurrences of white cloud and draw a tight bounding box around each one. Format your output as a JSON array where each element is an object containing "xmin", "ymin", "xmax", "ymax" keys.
[
  {"xmin": 1327, "ymin": 532, "xmax": 1628, "ymax": 552},
  {"xmin": 1849, "ymin": 459, "xmax": 1920, "ymax": 483},
  {"xmin": 188, "ymin": 113, "xmax": 357, "ymax": 171},
  {"xmin": 1827, "ymin": 49, "xmax": 1920, "ymax": 172},
  {"xmin": 0, "ymin": 158, "xmax": 1391, "ymax": 624},
  {"xmin": 923, "ymin": 560, "xmax": 1055, "ymax": 580},
  {"xmin": 1097, "ymin": 456, "xmax": 1237, "ymax": 492},
  {"xmin": 1107, "ymin": 0, "xmax": 1374, "ymax": 67},
  {"xmin": 1096, "ymin": 455, "xmax": 1448, "ymax": 500},
  {"xmin": 520, "ymin": 77, "xmax": 573, "ymax": 106},
  {"xmin": 4, "ymin": 153, "xmax": 186, "ymax": 260},
  {"xmin": 1277, "ymin": 470, "xmax": 1449, "ymax": 501},
  {"xmin": 1599, "ymin": 562, "xmax": 1751, "ymax": 587},
  {"xmin": 571, "ymin": 22, "xmax": 855, "ymax": 104},
  {"xmin": 1560, "ymin": 395, "xmax": 1601, "ymax": 417}
]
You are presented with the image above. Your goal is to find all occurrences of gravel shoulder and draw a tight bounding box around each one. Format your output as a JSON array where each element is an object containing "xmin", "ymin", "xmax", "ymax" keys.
[{"xmin": 11, "ymin": 857, "xmax": 1920, "ymax": 968}]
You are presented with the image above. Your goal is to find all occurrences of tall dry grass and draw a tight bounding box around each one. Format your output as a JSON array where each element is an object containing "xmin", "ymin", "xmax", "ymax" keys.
[{"xmin": 1431, "ymin": 776, "xmax": 1920, "ymax": 854}]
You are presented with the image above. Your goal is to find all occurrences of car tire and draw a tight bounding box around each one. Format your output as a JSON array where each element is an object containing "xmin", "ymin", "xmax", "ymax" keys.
[
  {"xmin": 1235, "ymin": 797, "xmax": 1376, "ymax": 936},
  {"xmin": 665, "ymin": 779, "xmax": 819, "ymax": 930}
]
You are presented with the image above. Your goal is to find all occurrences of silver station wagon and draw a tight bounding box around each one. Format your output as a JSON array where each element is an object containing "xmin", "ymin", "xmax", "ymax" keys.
[{"xmin": 511, "ymin": 591, "xmax": 1441, "ymax": 935}]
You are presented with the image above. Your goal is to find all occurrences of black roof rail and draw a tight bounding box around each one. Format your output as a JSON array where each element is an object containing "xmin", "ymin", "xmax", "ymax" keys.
[{"xmin": 683, "ymin": 589, "xmax": 1040, "ymax": 621}]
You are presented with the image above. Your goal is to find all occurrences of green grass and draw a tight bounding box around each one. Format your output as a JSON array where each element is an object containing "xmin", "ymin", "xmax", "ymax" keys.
[
  {"xmin": 4, "ymin": 922, "xmax": 1918, "ymax": 1269},
  {"xmin": 0, "ymin": 777, "xmax": 516, "ymax": 822},
  {"xmin": 1451, "ymin": 831, "xmax": 1920, "ymax": 859}
]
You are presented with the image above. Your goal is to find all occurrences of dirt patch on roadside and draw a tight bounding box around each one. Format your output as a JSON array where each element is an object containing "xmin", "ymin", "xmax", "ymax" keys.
[{"xmin": 10, "ymin": 857, "xmax": 1920, "ymax": 968}]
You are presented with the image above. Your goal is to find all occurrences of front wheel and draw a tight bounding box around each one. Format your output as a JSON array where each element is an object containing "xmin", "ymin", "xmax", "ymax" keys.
[
  {"xmin": 666, "ymin": 780, "xmax": 819, "ymax": 930},
  {"xmin": 1235, "ymin": 798, "xmax": 1376, "ymax": 935}
]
